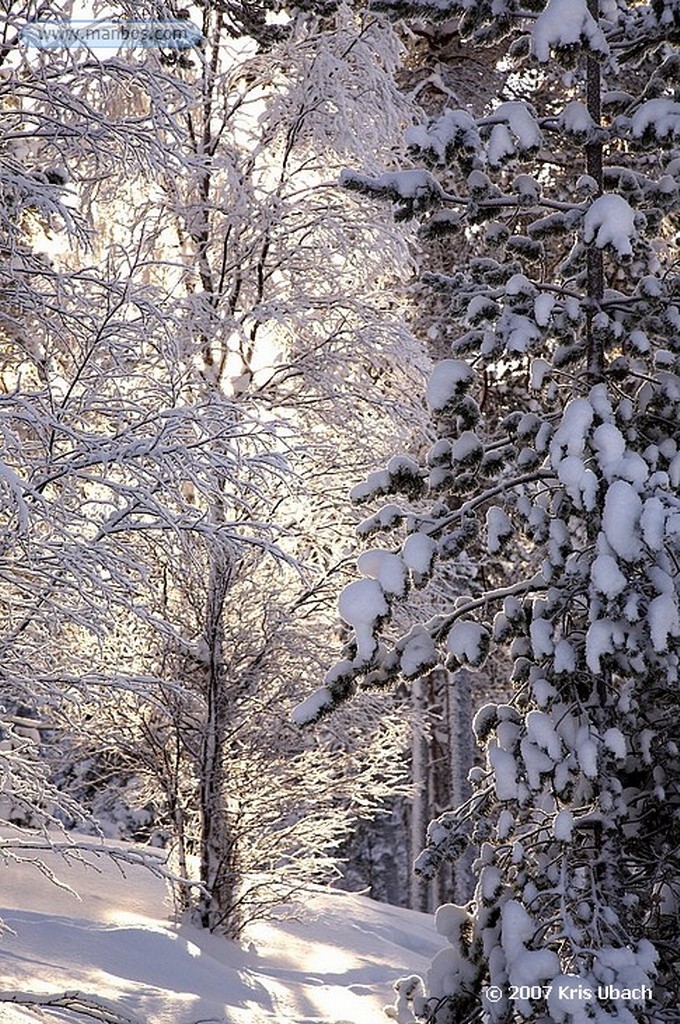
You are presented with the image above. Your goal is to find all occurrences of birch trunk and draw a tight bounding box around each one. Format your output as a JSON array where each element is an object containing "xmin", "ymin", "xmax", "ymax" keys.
[{"xmin": 196, "ymin": 547, "xmax": 240, "ymax": 935}]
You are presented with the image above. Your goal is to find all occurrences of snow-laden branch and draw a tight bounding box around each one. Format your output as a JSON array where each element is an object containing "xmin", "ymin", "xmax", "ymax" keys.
[
  {"xmin": 426, "ymin": 576, "xmax": 547, "ymax": 642},
  {"xmin": 0, "ymin": 990, "xmax": 143, "ymax": 1024}
]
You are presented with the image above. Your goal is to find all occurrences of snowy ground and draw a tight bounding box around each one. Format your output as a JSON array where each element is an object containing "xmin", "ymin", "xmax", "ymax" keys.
[{"xmin": 0, "ymin": 842, "xmax": 443, "ymax": 1024}]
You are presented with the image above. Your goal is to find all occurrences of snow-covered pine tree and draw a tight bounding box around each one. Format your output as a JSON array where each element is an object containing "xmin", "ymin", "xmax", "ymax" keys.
[{"xmin": 297, "ymin": 0, "xmax": 680, "ymax": 1021}]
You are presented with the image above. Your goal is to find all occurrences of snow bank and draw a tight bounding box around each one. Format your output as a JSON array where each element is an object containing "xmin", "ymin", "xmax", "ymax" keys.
[{"xmin": 0, "ymin": 838, "xmax": 445, "ymax": 1024}]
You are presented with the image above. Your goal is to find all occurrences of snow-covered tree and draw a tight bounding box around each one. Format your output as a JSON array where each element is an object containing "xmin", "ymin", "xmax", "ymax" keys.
[
  {"xmin": 298, "ymin": 1, "xmax": 680, "ymax": 1020},
  {"xmin": 108, "ymin": 1, "xmax": 429, "ymax": 937},
  {"xmin": 0, "ymin": 1, "xmax": 262, "ymax": 851},
  {"xmin": 0, "ymin": 0, "xmax": 427, "ymax": 937}
]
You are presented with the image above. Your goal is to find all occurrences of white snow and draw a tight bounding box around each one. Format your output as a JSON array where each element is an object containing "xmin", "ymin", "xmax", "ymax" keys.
[
  {"xmin": 486, "ymin": 506, "xmax": 513, "ymax": 555},
  {"xmin": 292, "ymin": 686, "xmax": 334, "ymax": 726},
  {"xmin": 399, "ymin": 629, "xmax": 438, "ymax": 678},
  {"xmin": 559, "ymin": 100, "xmax": 595, "ymax": 134},
  {"xmin": 583, "ymin": 194, "xmax": 637, "ymax": 257},
  {"xmin": 387, "ymin": 454, "xmax": 421, "ymax": 480},
  {"xmin": 530, "ymin": 357, "xmax": 551, "ymax": 391},
  {"xmin": 618, "ymin": 451, "xmax": 649, "ymax": 487},
  {"xmin": 602, "ymin": 480, "xmax": 643, "ymax": 562},
  {"xmin": 339, "ymin": 168, "xmax": 443, "ymax": 202},
  {"xmin": 493, "ymin": 101, "xmax": 543, "ymax": 151},
  {"xmin": 513, "ymin": 174, "xmax": 540, "ymax": 199},
  {"xmin": 338, "ymin": 578, "xmax": 388, "ymax": 626},
  {"xmin": 532, "ymin": 0, "xmax": 609, "ymax": 61},
  {"xmin": 338, "ymin": 578, "xmax": 389, "ymax": 662},
  {"xmin": 350, "ymin": 469, "xmax": 390, "ymax": 502},
  {"xmin": 534, "ymin": 293, "xmax": 555, "ymax": 327},
  {"xmin": 505, "ymin": 273, "xmax": 536, "ymax": 297},
  {"xmin": 553, "ymin": 639, "xmax": 576, "ymax": 673},
  {"xmin": 588, "ymin": 430, "xmax": 648, "ymax": 488},
  {"xmin": 357, "ymin": 549, "xmax": 407, "ymax": 598},
  {"xmin": 576, "ymin": 737, "xmax": 598, "ymax": 778},
  {"xmin": 555, "ymin": 455, "xmax": 598, "ymax": 510},
  {"xmin": 446, "ymin": 620, "xmax": 488, "ymax": 666},
  {"xmin": 501, "ymin": 900, "xmax": 560, "ymax": 996},
  {"xmin": 532, "ymin": 678, "xmax": 557, "ymax": 705},
  {"xmin": 0, "ymin": 839, "xmax": 445, "ymax": 1024},
  {"xmin": 405, "ymin": 108, "xmax": 479, "ymax": 164},
  {"xmin": 671, "ymin": 453, "xmax": 680, "ymax": 489},
  {"xmin": 426, "ymin": 359, "xmax": 473, "ymax": 412},
  {"xmin": 426, "ymin": 941, "xmax": 477, "ymax": 1005},
  {"xmin": 401, "ymin": 533, "xmax": 437, "ymax": 576},
  {"xmin": 631, "ymin": 99, "xmax": 680, "ymax": 140},
  {"xmin": 640, "ymin": 729, "xmax": 654, "ymax": 765},
  {"xmin": 498, "ymin": 810, "xmax": 515, "ymax": 840},
  {"xmin": 503, "ymin": 312, "xmax": 541, "ymax": 353},
  {"xmin": 548, "ymin": 974, "xmax": 591, "ymax": 1017},
  {"xmin": 529, "ymin": 618, "xmax": 554, "ymax": 658},
  {"xmin": 473, "ymin": 703, "xmax": 498, "ymax": 741},
  {"xmin": 451, "ymin": 432, "xmax": 483, "ymax": 465},
  {"xmin": 466, "ymin": 294, "xmax": 496, "ymax": 321},
  {"xmin": 648, "ymin": 592, "xmax": 679, "ymax": 653},
  {"xmin": 487, "ymin": 122, "xmax": 515, "ymax": 165},
  {"xmin": 488, "ymin": 744, "xmax": 519, "ymax": 801},
  {"xmin": 520, "ymin": 739, "xmax": 555, "ymax": 790},
  {"xmin": 591, "ymin": 553, "xmax": 627, "ymax": 598},
  {"xmin": 357, "ymin": 503, "xmax": 404, "ymax": 535},
  {"xmin": 480, "ymin": 865, "xmax": 503, "ymax": 902},
  {"xmin": 585, "ymin": 618, "xmax": 621, "ymax": 673},
  {"xmin": 592, "ymin": 423, "xmax": 626, "ymax": 473},
  {"xmin": 575, "ymin": 173, "xmax": 598, "ymax": 193},
  {"xmin": 593, "ymin": 942, "xmax": 658, "ymax": 997},
  {"xmin": 551, "ymin": 398, "xmax": 593, "ymax": 458},
  {"xmin": 433, "ymin": 904, "xmax": 470, "ymax": 943},
  {"xmin": 629, "ymin": 329, "xmax": 650, "ymax": 353},
  {"xmin": 526, "ymin": 711, "xmax": 562, "ymax": 760},
  {"xmin": 640, "ymin": 497, "xmax": 666, "ymax": 550},
  {"xmin": 553, "ymin": 810, "xmax": 574, "ymax": 842},
  {"xmin": 603, "ymin": 727, "xmax": 626, "ymax": 760}
]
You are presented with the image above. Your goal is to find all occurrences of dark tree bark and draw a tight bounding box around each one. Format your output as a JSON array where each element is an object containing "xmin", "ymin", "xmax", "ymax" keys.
[{"xmin": 585, "ymin": 0, "xmax": 605, "ymax": 383}]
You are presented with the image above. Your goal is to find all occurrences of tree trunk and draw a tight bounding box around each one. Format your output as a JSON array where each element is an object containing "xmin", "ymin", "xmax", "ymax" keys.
[
  {"xmin": 585, "ymin": 0, "xmax": 605, "ymax": 383},
  {"xmin": 410, "ymin": 676, "xmax": 431, "ymax": 912},
  {"xmin": 447, "ymin": 669, "xmax": 475, "ymax": 904},
  {"xmin": 197, "ymin": 547, "xmax": 240, "ymax": 936}
]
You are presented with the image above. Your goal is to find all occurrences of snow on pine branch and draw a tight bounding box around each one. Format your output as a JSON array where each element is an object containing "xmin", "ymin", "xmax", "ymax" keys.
[
  {"xmin": 582, "ymin": 194, "xmax": 638, "ymax": 258},
  {"xmin": 532, "ymin": 0, "xmax": 609, "ymax": 62},
  {"xmin": 339, "ymin": 168, "xmax": 445, "ymax": 219}
]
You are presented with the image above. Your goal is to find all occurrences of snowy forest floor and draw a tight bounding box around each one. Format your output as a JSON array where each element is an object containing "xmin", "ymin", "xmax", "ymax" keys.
[{"xmin": 0, "ymin": 842, "xmax": 443, "ymax": 1024}]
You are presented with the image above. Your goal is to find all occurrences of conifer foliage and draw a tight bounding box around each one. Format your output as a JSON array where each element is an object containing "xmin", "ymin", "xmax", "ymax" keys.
[{"xmin": 298, "ymin": 1, "xmax": 680, "ymax": 1021}]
